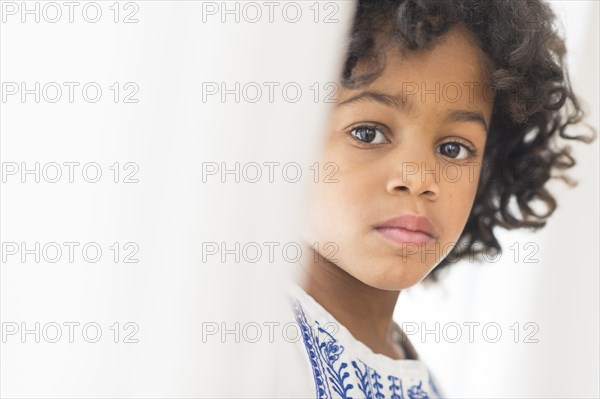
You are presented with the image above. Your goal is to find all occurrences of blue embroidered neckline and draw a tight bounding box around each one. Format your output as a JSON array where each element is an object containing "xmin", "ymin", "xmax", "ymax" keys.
[{"xmin": 290, "ymin": 296, "xmax": 443, "ymax": 399}]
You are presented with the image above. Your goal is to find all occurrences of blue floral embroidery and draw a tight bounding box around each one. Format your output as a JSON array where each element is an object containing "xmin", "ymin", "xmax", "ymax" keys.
[
  {"xmin": 371, "ymin": 368, "xmax": 385, "ymax": 399},
  {"xmin": 352, "ymin": 360, "xmax": 374, "ymax": 399},
  {"xmin": 291, "ymin": 298, "xmax": 437, "ymax": 399},
  {"xmin": 292, "ymin": 298, "xmax": 331, "ymax": 398},
  {"xmin": 407, "ymin": 381, "xmax": 429, "ymax": 399},
  {"xmin": 318, "ymin": 324, "xmax": 354, "ymax": 398},
  {"xmin": 388, "ymin": 375, "xmax": 404, "ymax": 399}
]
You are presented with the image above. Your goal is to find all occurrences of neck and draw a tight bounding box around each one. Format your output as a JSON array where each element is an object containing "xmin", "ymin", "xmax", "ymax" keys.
[{"xmin": 294, "ymin": 247, "xmax": 404, "ymax": 359}]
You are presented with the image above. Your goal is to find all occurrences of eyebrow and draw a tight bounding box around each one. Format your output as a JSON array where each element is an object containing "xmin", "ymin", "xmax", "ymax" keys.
[
  {"xmin": 339, "ymin": 91, "xmax": 410, "ymax": 111},
  {"xmin": 338, "ymin": 90, "xmax": 489, "ymax": 133},
  {"xmin": 445, "ymin": 109, "xmax": 489, "ymax": 132}
]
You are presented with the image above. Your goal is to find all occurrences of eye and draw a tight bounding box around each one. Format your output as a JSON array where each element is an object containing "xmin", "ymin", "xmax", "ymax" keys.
[
  {"xmin": 348, "ymin": 124, "xmax": 389, "ymax": 145},
  {"xmin": 437, "ymin": 139, "xmax": 478, "ymax": 160}
]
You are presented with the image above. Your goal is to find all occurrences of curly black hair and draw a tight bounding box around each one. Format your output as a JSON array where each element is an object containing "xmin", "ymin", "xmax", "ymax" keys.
[{"xmin": 341, "ymin": 0, "xmax": 597, "ymax": 284}]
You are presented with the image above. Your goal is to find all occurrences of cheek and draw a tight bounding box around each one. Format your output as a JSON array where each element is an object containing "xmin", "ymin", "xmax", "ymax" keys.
[
  {"xmin": 308, "ymin": 145, "xmax": 381, "ymax": 238},
  {"xmin": 307, "ymin": 182, "xmax": 361, "ymax": 270},
  {"xmin": 310, "ymin": 165, "xmax": 374, "ymax": 231},
  {"xmin": 438, "ymin": 166, "xmax": 481, "ymax": 240}
]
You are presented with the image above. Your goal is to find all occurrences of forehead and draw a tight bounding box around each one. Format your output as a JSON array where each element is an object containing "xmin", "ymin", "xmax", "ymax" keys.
[{"xmin": 340, "ymin": 24, "xmax": 495, "ymax": 110}]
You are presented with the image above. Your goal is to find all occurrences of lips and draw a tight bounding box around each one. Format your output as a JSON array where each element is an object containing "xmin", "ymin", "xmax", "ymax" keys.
[{"xmin": 374, "ymin": 214, "xmax": 436, "ymax": 245}]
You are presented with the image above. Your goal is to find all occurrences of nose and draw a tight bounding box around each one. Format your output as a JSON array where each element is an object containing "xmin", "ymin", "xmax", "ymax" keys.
[{"xmin": 386, "ymin": 153, "xmax": 440, "ymax": 200}]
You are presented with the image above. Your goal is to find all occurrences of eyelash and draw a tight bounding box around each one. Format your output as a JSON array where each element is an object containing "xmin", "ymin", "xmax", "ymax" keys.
[{"xmin": 346, "ymin": 123, "xmax": 480, "ymax": 160}]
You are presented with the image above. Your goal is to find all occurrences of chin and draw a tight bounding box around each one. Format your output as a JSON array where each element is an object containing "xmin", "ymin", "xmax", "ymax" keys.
[
  {"xmin": 363, "ymin": 277, "xmax": 421, "ymax": 291},
  {"xmin": 352, "ymin": 262, "xmax": 429, "ymax": 291}
]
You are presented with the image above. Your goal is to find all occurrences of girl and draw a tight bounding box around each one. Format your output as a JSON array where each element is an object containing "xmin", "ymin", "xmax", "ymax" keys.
[{"xmin": 286, "ymin": 0, "xmax": 596, "ymax": 398}]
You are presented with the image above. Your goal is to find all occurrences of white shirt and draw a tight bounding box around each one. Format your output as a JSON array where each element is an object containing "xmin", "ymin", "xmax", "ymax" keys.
[{"xmin": 281, "ymin": 282, "xmax": 445, "ymax": 399}]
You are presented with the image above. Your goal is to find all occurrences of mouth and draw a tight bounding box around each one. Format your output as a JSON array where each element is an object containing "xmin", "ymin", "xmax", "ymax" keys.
[
  {"xmin": 374, "ymin": 227, "xmax": 435, "ymax": 246},
  {"xmin": 373, "ymin": 213, "xmax": 436, "ymax": 246}
]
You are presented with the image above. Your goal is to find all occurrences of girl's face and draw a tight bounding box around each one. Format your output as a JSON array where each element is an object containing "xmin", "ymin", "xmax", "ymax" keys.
[{"xmin": 308, "ymin": 25, "xmax": 495, "ymax": 290}]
